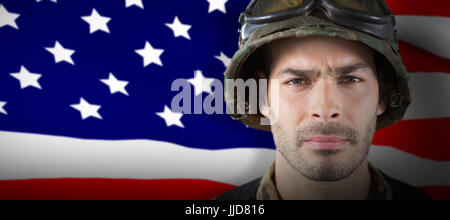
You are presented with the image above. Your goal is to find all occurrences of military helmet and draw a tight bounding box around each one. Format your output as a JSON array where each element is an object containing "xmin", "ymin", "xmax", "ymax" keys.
[{"xmin": 224, "ymin": 0, "xmax": 411, "ymax": 131}]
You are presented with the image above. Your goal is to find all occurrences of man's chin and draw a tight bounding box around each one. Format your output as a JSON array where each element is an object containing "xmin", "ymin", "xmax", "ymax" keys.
[
  {"xmin": 310, "ymin": 148, "xmax": 343, "ymax": 157},
  {"xmin": 295, "ymin": 149, "xmax": 351, "ymax": 180},
  {"xmin": 300, "ymin": 161, "xmax": 355, "ymax": 182}
]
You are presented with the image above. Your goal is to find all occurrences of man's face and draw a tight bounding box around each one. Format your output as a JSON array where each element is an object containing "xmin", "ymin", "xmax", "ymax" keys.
[{"xmin": 263, "ymin": 36, "xmax": 385, "ymax": 182}]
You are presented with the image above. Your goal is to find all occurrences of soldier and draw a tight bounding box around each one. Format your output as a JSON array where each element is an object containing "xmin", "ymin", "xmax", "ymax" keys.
[{"xmin": 216, "ymin": 0, "xmax": 432, "ymax": 200}]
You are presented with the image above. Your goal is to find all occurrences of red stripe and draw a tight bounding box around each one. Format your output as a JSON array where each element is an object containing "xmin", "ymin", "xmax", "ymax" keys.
[
  {"xmin": 373, "ymin": 118, "xmax": 450, "ymax": 161},
  {"xmin": 0, "ymin": 178, "xmax": 235, "ymax": 200},
  {"xmin": 399, "ymin": 40, "xmax": 450, "ymax": 73},
  {"xmin": 386, "ymin": 0, "xmax": 450, "ymax": 17},
  {"xmin": 420, "ymin": 186, "xmax": 450, "ymax": 200},
  {"xmin": 0, "ymin": 178, "xmax": 447, "ymax": 200}
]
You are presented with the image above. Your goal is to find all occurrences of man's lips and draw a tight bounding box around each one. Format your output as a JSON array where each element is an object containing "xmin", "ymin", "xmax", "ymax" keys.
[{"xmin": 304, "ymin": 137, "xmax": 349, "ymax": 150}]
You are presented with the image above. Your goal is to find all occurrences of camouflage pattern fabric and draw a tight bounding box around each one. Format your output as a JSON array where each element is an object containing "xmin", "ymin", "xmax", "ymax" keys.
[{"xmin": 256, "ymin": 161, "xmax": 394, "ymax": 200}]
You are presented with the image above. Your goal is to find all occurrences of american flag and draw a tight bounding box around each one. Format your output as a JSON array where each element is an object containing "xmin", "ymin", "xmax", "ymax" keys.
[{"xmin": 0, "ymin": 0, "xmax": 448, "ymax": 200}]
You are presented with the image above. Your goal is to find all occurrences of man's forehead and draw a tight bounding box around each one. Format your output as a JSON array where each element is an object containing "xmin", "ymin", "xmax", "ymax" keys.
[
  {"xmin": 265, "ymin": 36, "xmax": 376, "ymax": 71},
  {"xmin": 266, "ymin": 36, "xmax": 373, "ymax": 58}
]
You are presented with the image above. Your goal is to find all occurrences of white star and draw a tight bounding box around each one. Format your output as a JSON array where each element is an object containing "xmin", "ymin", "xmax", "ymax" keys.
[
  {"xmin": 165, "ymin": 16, "xmax": 192, "ymax": 40},
  {"xmin": 36, "ymin": 0, "xmax": 58, "ymax": 3},
  {"xmin": 0, "ymin": 4, "xmax": 20, "ymax": 30},
  {"xmin": 45, "ymin": 41, "xmax": 76, "ymax": 65},
  {"xmin": 206, "ymin": 0, "xmax": 228, "ymax": 14},
  {"xmin": 215, "ymin": 52, "xmax": 231, "ymax": 68},
  {"xmin": 135, "ymin": 41, "xmax": 164, "ymax": 67},
  {"xmin": 100, "ymin": 73, "xmax": 129, "ymax": 96},
  {"xmin": 0, "ymin": 101, "xmax": 7, "ymax": 115},
  {"xmin": 81, "ymin": 8, "xmax": 111, "ymax": 34},
  {"xmin": 71, "ymin": 98, "xmax": 102, "ymax": 120},
  {"xmin": 187, "ymin": 70, "xmax": 215, "ymax": 96},
  {"xmin": 125, "ymin": 0, "xmax": 144, "ymax": 9},
  {"xmin": 156, "ymin": 105, "xmax": 184, "ymax": 128},
  {"xmin": 10, "ymin": 66, "xmax": 42, "ymax": 90}
]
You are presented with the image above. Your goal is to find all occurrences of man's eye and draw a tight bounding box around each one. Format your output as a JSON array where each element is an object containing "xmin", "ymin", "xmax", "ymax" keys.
[
  {"xmin": 286, "ymin": 78, "xmax": 309, "ymax": 85},
  {"xmin": 341, "ymin": 76, "xmax": 362, "ymax": 84}
]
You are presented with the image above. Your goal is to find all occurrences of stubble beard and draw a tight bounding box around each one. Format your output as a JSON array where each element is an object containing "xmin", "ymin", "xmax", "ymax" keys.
[{"xmin": 273, "ymin": 117, "xmax": 377, "ymax": 182}]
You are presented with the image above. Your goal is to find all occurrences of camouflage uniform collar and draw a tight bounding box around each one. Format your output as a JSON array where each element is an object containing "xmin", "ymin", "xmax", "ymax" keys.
[
  {"xmin": 256, "ymin": 160, "xmax": 280, "ymax": 200},
  {"xmin": 256, "ymin": 160, "xmax": 394, "ymax": 200},
  {"xmin": 367, "ymin": 162, "xmax": 394, "ymax": 200}
]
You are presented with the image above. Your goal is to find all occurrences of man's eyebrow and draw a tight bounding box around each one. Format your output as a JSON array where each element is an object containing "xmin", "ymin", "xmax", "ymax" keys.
[
  {"xmin": 276, "ymin": 63, "xmax": 371, "ymax": 77},
  {"xmin": 277, "ymin": 68, "xmax": 318, "ymax": 77},
  {"xmin": 335, "ymin": 63, "xmax": 371, "ymax": 75}
]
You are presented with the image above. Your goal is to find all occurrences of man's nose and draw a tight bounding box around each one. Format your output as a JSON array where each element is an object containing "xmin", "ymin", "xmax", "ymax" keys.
[{"xmin": 308, "ymin": 79, "xmax": 342, "ymax": 123}]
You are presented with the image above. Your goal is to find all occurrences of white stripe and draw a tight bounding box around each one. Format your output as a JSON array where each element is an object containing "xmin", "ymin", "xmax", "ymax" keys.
[
  {"xmin": 396, "ymin": 15, "xmax": 450, "ymax": 59},
  {"xmin": 369, "ymin": 145, "xmax": 450, "ymax": 187},
  {"xmin": 403, "ymin": 72, "xmax": 450, "ymax": 120},
  {"xmin": 0, "ymin": 131, "xmax": 449, "ymax": 187},
  {"xmin": 0, "ymin": 131, "xmax": 275, "ymax": 186}
]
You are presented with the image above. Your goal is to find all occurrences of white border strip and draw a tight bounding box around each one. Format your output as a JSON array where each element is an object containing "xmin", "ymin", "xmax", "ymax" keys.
[
  {"xmin": 0, "ymin": 131, "xmax": 449, "ymax": 187},
  {"xmin": 404, "ymin": 72, "xmax": 450, "ymax": 120},
  {"xmin": 369, "ymin": 145, "xmax": 450, "ymax": 187},
  {"xmin": 0, "ymin": 131, "xmax": 275, "ymax": 186},
  {"xmin": 397, "ymin": 15, "xmax": 450, "ymax": 59}
]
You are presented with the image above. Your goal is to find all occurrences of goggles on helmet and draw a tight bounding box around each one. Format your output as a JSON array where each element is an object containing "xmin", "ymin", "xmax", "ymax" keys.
[{"xmin": 240, "ymin": 0, "xmax": 397, "ymax": 43}]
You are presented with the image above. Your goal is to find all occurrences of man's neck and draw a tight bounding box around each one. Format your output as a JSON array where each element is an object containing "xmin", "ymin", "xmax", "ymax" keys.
[{"xmin": 275, "ymin": 152, "xmax": 371, "ymax": 200}]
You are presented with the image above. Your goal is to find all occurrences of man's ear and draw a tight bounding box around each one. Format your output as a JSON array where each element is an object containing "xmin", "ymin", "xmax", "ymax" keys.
[
  {"xmin": 377, "ymin": 87, "xmax": 387, "ymax": 117},
  {"xmin": 260, "ymin": 98, "xmax": 271, "ymax": 119},
  {"xmin": 257, "ymin": 71, "xmax": 271, "ymax": 120},
  {"xmin": 377, "ymin": 100, "xmax": 386, "ymax": 116},
  {"xmin": 376, "ymin": 69, "xmax": 387, "ymax": 117}
]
